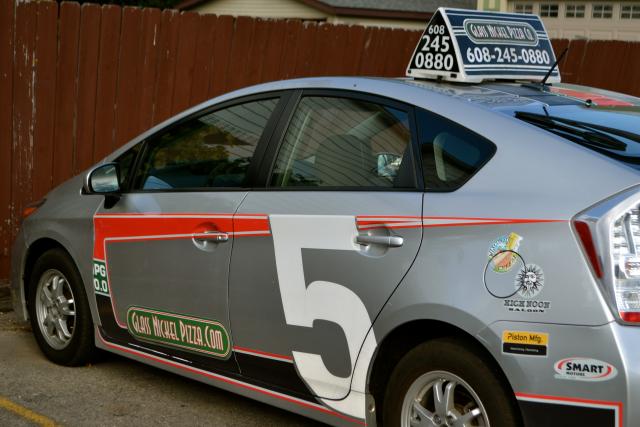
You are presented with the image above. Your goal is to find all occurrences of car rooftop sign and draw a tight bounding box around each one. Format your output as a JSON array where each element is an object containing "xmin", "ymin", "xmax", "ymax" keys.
[{"xmin": 407, "ymin": 8, "xmax": 560, "ymax": 84}]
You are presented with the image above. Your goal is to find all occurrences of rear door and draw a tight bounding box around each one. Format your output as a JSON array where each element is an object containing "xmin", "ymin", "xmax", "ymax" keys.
[
  {"xmin": 229, "ymin": 91, "xmax": 423, "ymax": 416},
  {"xmin": 93, "ymin": 93, "xmax": 286, "ymax": 375}
]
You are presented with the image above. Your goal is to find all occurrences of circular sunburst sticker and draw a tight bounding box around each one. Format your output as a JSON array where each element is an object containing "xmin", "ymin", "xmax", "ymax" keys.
[{"xmin": 515, "ymin": 264, "xmax": 544, "ymax": 298}]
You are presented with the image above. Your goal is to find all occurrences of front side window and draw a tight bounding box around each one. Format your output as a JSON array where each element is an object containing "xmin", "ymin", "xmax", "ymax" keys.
[
  {"xmin": 133, "ymin": 98, "xmax": 278, "ymax": 190},
  {"xmin": 418, "ymin": 109, "xmax": 496, "ymax": 191},
  {"xmin": 593, "ymin": 4, "xmax": 613, "ymax": 18},
  {"xmin": 270, "ymin": 96, "xmax": 414, "ymax": 189},
  {"xmin": 540, "ymin": 3, "xmax": 559, "ymax": 16},
  {"xmin": 566, "ymin": 4, "xmax": 585, "ymax": 17}
]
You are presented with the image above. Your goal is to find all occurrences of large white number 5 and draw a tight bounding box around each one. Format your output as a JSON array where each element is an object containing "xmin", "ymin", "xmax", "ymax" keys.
[{"xmin": 270, "ymin": 215, "xmax": 376, "ymax": 415}]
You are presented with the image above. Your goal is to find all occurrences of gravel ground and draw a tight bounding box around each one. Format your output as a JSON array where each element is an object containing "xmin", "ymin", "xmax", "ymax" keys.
[{"xmin": 0, "ymin": 285, "xmax": 321, "ymax": 427}]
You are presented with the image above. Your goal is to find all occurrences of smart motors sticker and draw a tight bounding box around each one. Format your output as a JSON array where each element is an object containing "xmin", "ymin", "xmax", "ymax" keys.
[
  {"xmin": 502, "ymin": 330, "xmax": 548, "ymax": 356},
  {"xmin": 554, "ymin": 357, "xmax": 618, "ymax": 382}
]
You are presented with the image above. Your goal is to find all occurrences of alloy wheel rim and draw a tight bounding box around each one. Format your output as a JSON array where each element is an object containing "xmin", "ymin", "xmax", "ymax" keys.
[
  {"xmin": 401, "ymin": 370, "xmax": 489, "ymax": 427},
  {"xmin": 35, "ymin": 269, "xmax": 76, "ymax": 350}
]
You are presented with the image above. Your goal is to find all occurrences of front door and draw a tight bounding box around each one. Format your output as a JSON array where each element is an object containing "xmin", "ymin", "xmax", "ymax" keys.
[
  {"xmin": 93, "ymin": 95, "xmax": 283, "ymax": 374},
  {"xmin": 229, "ymin": 92, "xmax": 423, "ymax": 419}
]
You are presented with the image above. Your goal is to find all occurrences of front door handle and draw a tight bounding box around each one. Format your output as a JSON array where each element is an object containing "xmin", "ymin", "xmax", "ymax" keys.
[
  {"xmin": 193, "ymin": 231, "xmax": 229, "ymax": 243},
  {"xmin": 355, "ymin": 235, "xmax": 403, "ymax": 248}
]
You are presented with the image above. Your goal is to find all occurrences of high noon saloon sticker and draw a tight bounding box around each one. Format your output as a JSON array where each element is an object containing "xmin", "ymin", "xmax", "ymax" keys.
[
  {"xmin": 127, "ymin": 307, "xmax": 231, "ymax": 359},
  {"xmin": 484, "ymin": 233, "xmax": 551, "ymax": 313}
]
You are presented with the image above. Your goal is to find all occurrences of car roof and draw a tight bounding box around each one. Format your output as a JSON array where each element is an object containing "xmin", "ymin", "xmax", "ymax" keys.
[{"xmin": 228, "ymin": 76, "xmax": 640, "ymax": 117}]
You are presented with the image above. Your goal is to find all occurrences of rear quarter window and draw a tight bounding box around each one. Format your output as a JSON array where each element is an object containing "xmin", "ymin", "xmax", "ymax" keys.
[{"xmin": 418, "ymin": 108, "xmax": 496, "ymax": 191}]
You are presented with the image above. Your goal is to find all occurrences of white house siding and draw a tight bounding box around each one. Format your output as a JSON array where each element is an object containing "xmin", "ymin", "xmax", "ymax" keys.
[
  {"xmin": 477, "ymin": 0, "xmax": 640, "ymax": 41},
  {"xmin": 328, "ymin": 15, "xmax": 427, "ymax": 30},
  {"xmin": 191, "ymin": 0, "xmax": 428, "ymax": 29},
  {"xmin": 193, "ymin": 0, "xmax": 328, "ymax": 19}
]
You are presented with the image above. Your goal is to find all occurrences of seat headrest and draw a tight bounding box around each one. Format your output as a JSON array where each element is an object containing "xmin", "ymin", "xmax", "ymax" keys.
[
  {"xmin": 314, "ymin": 134, "xmax": 378, "ymax": 187},
  {"xmin": 433, "ymin": 132, "xmax": 469, "ymax": 183}
]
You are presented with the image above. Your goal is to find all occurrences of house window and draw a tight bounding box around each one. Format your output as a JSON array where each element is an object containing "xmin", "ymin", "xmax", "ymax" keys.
[
  {"xmin": 621, "ymin": 4, "xmax": 640, "ymax": 18},
  {"xmin": 514, "ymin": 3, "xmax": 534, "ymax": 13},
  {"xmin": 565, "ymin": 4, "xmax": 586, "ymax": 17},
  {"xmin": 592, "ymin": 4, "xmax": 613, "ymax": 18},
  {"xmin": 540, "ymin": 3, "xmax": 559, "ymax": 17}
]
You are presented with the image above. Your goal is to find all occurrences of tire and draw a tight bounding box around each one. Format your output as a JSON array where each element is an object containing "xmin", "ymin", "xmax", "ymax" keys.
[
  {"xmin": 382, "ymin": 337, "xmax": 521, "ymax": 427},
  {"xmin": 27, "ymin": 248, "xmax": 96, "ymax": 366}
]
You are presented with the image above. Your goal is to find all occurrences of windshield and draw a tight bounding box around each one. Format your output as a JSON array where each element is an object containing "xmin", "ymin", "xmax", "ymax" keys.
[{"xmin": 514, "ymin": 104, "xmax": 640, "ymax": 168}]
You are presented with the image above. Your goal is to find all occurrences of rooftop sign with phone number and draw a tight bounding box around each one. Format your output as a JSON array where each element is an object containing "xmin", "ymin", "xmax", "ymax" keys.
[{"xmin": 406, "ymin": 8, "xmax": 560, "ymax": 84}]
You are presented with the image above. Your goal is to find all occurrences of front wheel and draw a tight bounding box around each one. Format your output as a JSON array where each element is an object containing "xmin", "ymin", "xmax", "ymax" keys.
[
  {"xmin": 28, "ymin": 248, "xmax": 96, "ymax": 366},
  {"xmin": 383, "ymin": 338, "xmax": 521, "ymax": 427}
]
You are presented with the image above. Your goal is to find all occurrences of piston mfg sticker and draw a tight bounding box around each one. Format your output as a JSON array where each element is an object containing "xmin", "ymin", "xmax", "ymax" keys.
[
  {"xmin": 127, "ymin": 307, "xmax": 230, "ymax": 359},
  {"xmin": 502, "ymin": 330, "xmax": 548, "ymax": 356},
  {"xmin": 554, "ymin": 357, "xmax": 618, "ymax": 382}
]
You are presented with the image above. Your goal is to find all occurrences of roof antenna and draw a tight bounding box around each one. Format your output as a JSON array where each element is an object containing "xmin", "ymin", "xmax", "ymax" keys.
[{"xmin": 540, "ymin": 47, "xmax": 569, "ymax": 89}]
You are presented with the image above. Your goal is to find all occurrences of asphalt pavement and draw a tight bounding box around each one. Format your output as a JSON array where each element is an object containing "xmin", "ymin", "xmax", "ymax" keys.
[{"xmin": 0, "ymin": 285, "xmax": 322, "ymax": 427}]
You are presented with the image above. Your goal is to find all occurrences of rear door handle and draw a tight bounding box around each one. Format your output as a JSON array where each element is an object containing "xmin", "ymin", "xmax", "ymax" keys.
[
  {"xmin": 193, "ymin": 231, "xmax": 229, "ymax": 243},
  {"xmin": 355, "ymin": 235, "xmax": 403, "ymax": 248}
]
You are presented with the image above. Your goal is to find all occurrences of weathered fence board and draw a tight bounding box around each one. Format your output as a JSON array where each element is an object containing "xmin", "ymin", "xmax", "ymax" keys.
[
  {"xmin": 0, "ymin": 0, "xmax": 13, "ymax": 278},
  {"xmin": 115, "ymin": 6, "xmax": 144, "ymax": 149},
  {"xmin": 33, "ymin": 2, "xmax": 58, "ymax": 201},
  {"xmin": 52, "ymin": 2, "xmax": 81, "ymax": 188},
  {"xmin": 93, "ymin": 4, "xmax": 121, "ymax": 161},
  {"xmin": 12, "ymin": 1, "xmax": 37, "ymax": 255},
  {"xmin": 75, "ymin": 3, "xmax": 102, "ymax": 175},
  {"xmin": 154, "ymin": 9, "xmax": 180, "ymax": 123},
  {"xmin": 1, "ymin": 0, "xmax": 640, "ymax": 281},
  {"xmin": 138, "ymin": 7, "xmax": 162, "ymax": 131}
]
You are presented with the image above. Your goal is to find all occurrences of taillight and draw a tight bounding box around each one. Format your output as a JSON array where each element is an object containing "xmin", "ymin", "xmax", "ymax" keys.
[
  {"xmin": 574, "ymin": 186, "xmax": 640, "ymax": 325},
  {"xmin": 610, "ymin": 206, "xmax": 640, "ymax": 321},
  {"xmin": 574, "ymin": 220, "xmax": 603, "ymax": 278}
]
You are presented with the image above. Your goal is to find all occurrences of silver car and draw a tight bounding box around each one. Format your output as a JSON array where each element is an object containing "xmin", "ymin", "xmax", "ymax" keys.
[{"xmin": 11, "ymin": 75, "xmax": 640, "ymax": 427}]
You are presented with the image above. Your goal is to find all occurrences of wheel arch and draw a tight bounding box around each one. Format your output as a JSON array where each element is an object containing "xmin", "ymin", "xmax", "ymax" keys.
[
  {"xmin": 367, "ymin": 318, "xmax": 521, "ymax": 425},
  {"xmin": 22, "ymin": 238, "xmax": 77, "ymax": 316}
]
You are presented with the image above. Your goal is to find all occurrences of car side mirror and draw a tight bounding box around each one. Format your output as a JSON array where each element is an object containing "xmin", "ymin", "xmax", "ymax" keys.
[
  {"xmin": 85, "ymin": 163, "xmax": 121, "ymax": 208},
  {"xmin": 87, "ymin": 163, "xmax": 120, "ymax": 193}
]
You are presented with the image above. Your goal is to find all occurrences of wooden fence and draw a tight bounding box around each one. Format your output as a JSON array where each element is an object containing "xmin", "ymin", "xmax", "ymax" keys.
[{"xmin": 1, "ymin": 0, "xmax": 639, "ymax": 281}]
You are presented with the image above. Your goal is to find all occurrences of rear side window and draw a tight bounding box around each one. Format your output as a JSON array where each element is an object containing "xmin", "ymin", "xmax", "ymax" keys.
[
  {"xmin": 270, "ymin": 96, "xmax": 415, "ymax": 189},
  {"xmin": 418, "ymin": 108, "xmax": 496, "ymax": 191},
  {"xmin": 132, "ymin": 98, "xmax": 278, "ymax": 190}
]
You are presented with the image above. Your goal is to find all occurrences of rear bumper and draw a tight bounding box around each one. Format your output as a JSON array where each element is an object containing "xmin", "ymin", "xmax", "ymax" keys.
[
  {"xmin": 479, "ymin": 320, "xmax": 637, "ymax": 427},
  {"xmin": 10, "ymin": 229, "xmax": 28, "ymax": 322}
]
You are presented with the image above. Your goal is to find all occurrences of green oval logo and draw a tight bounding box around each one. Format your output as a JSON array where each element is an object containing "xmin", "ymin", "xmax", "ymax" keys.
[
  {"xmin": 464, "ymin": 19, "xmax": 539, "ymax": 46},
  {"xmin": 127, "ymin": 307, "xmax": 230, "ymax": 359}
]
